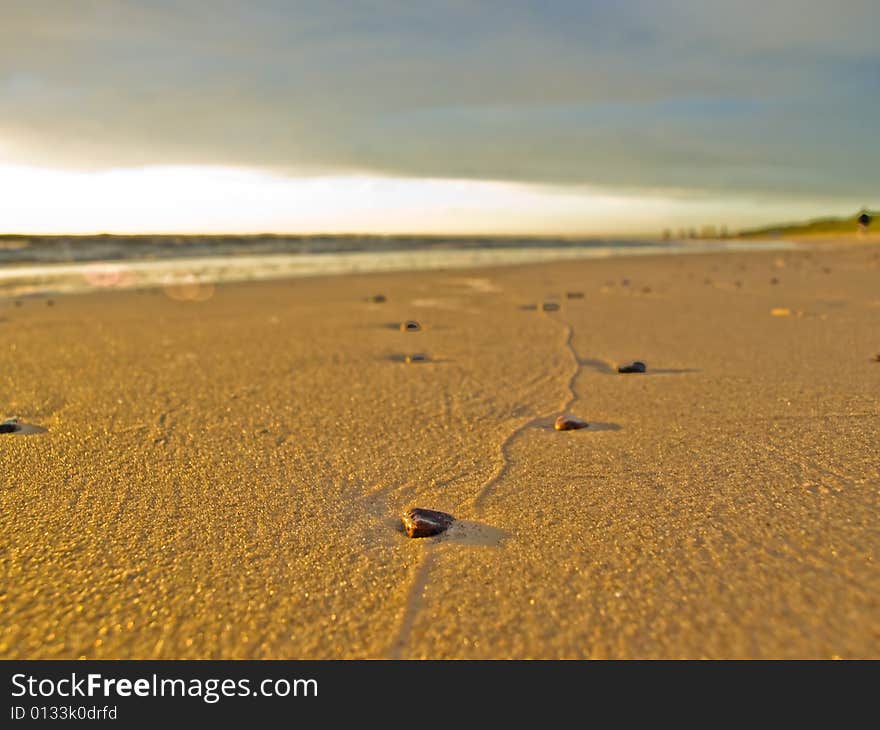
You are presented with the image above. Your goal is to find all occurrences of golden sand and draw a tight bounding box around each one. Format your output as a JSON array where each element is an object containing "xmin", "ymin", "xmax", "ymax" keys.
[{"xmin": 1, "ymin": 244, "xmax": 878, "ymax": 659}]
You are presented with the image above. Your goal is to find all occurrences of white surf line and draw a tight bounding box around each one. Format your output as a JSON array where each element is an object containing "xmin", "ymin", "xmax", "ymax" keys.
[{"xmin": 0, "ymin": 239, "xmax": 797, "ymax": 297}]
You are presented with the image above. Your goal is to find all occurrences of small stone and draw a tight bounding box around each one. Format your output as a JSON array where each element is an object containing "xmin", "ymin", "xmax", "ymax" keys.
[
  {"xmin": 566, "ymin": 292, "xmax": 584, "ymax": 299},
  {"xmin": 542, "ymin": 301, "xmax": 560, "ymax": 311},
  {"xmin": 554, "ymin": 415, "xmax": 589, "ymax": 431},
  {"xmin": 873, "ymin": 354, "xmax": 880, "ymax": 363},
  {"xmin": 402, "ymin": 508, "xmax": 455, "ymax": 538},
  {"xmin": 404, "ymin": 353, "xmax": 427, "ymax": 364},
  {"xmin": 371, "ymin": 294, "xmax": 387, "ymax": 303},
  {"xmin": 400, "ymin": 320, "xmax": 421, "ymax": 331},
  {"xmin": 47, "ymin": 299, "xmax": 55, "ymax": 307},
  {"xmin": 770, "ymin": 277, "xmax": 780, "ymax": 285},
  {"xmin": 618, "ymin": 361, "xmax": 647, "ymax": 374},
  {"xmin": 0, "ymin": 418, "xmax": 20, "ymax": 434}
]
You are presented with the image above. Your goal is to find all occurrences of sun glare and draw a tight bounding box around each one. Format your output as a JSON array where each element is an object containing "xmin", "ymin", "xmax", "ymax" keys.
[{"xmin": 0, "ymin": 163, "xmax": 849, "ymax": 236}]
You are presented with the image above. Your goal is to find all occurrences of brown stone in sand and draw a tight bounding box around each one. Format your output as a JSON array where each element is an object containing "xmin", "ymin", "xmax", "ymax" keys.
[
  {"xmin": 371, "ymin": 294, "xmax": 387, "ymax": 303},
  {"xmin": 402, "ymin": 508, "xmax": 455, "ymax": 538},
  {"xmin": 566, "ymin": 292, "xmax": 584, "ymax": 299},
  {"xmin": 400, "ymin": 320, "xmax": 421, "ymax": 331},
  {"xmin": 542, "ymin": 301, "xmax": 560, "ymax": 311},
  {"xmin": 404, "ymin": 353, "xmax": 427, "ymax": 363},
  {"xmin": 618, "ymin": 361, "xmax": 647, "ymax": 374},
  {"xmin": 554, "ymin": 415, "xmax": 589, "ymax": 431}
]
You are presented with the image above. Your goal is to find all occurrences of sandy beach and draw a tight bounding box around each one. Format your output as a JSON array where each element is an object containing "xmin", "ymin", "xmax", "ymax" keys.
[{"xmin": 1, "ymin": 242, "xmax": 878, "ymax": 659}]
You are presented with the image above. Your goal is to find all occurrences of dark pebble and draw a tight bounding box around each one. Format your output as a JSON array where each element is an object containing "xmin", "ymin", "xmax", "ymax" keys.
[
  {"xmin": 0, "ymin": 423, "xmax": 18, "ymax": 434},
  {"xmin": 405, "ymin": 353, "xmax": 427, "ymax": 364},
  {"xmin": 618, "ymin": 361, "xmax": 647, "ymax": 374},
  {"xmin": 400, "ymin": 320, "xmax": 421, "ymax": 331},
  {"xmin": 47, "ymin": 299, "xmax": 55, "ymax": 307},
  {"xmin": 542, "ymin": 301, "xmax": 560, "ymax": 311},
  {"xmin": 566, "ymin": 292, "xmax": 584, "ymax": 299},
  {"xmin": 402, "ymin": 508, "xmax": 455, "ymax": 538},
  {"xmin": 371, "ymin": 294, "xmax": 387, "ymax": 303},
  {"xmin": 770, "ymin": 277, "xmax": 779, "ymax": 285},
  {"xmin": 554, "ymin": 415, "xmax": 589, "ymax": 431}
]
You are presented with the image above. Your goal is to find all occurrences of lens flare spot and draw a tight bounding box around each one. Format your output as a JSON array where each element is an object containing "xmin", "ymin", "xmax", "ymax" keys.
[{"xmin": 163, "ymin": 273, "xmax": 215, "ymax": 302}]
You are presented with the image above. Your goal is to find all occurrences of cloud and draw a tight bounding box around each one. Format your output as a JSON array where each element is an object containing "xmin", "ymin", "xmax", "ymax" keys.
[{"xmin": 1, "ymin": 1, "xmax": 877, "ymax": 199}]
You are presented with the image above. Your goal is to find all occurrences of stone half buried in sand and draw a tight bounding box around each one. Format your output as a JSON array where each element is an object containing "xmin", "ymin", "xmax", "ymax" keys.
[
  {"xmin": 0, "ymin": 417, "xmax": 47, "ymax": 435},
  {"xmin": 554, "ymin": 415, "xmax": 589, "ymax": 431},
  {"xmin": 404, "ymin": 353, "xmax": 427, "ymax": 364},
  {"xmin": 402, "ymin": 508, "xmax": 455, "ymax": 538},
  {"xmin": 400, "ymin": 320, "xmax": 421, "ymax": 332},
  {"xmin": 542, "ymin": 301, "xmax": 560, "ymax": 311},
  {"xmin": 617, "ymin": 361, "xmax": 647, "ymax": 374}
]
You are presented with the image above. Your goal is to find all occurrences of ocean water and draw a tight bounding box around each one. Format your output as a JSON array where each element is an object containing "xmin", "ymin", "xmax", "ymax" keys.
[{"xmin": 0, "ymin": 235, "xmax": 794, "ymax": 297}]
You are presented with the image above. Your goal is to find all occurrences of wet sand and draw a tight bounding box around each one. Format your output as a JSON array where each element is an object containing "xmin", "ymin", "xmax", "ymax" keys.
[{"xmin": 1, "ymin": 243, "xmax": 878, "ymax": 659}]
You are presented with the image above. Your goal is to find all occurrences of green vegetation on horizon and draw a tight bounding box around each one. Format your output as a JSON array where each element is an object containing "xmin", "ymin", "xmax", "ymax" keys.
[{"xmin": 738, "ymin": 210, "xmax": 877, "ymax": 238}]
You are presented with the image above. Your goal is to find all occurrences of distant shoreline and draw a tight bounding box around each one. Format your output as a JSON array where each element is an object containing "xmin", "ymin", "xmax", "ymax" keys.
[
  {"xmin": 0, "ymin": 237, "xmax": 798, "ymax": 298},
  {"xmin": 737, "ymin": 232, "xmax": 877, "ymax": 245}
]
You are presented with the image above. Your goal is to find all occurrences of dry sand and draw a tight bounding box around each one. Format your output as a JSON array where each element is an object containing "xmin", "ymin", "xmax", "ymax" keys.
[{"xmin": 1, "ymin": 243, "xmax": 878, "ymax": 659}]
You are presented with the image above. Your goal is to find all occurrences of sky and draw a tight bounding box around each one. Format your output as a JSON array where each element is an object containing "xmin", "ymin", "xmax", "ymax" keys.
[{"xmin": 1, "ymin": 0, "xmax": 877, "ymax": 235}]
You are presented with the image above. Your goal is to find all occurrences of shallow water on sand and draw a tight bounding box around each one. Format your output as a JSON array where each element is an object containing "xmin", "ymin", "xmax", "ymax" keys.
[{"xmin": 0, "ymin": 238, "xmax": 794, "ymax": 297}]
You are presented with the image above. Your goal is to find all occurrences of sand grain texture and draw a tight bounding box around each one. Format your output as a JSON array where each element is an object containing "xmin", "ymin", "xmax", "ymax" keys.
[{"xmin": 1, "ymin": 245, "xmax": 878, "ymax": 658}]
